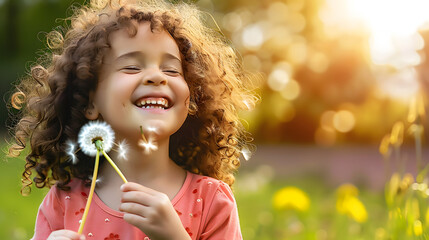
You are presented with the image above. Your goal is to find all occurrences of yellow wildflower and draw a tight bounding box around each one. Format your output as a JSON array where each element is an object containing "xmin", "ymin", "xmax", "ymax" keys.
[
  {"xmin": 386, "ymin": 173, "xmax": 414, "ymax": 206},
  {"xmin": 390, "ymin": 122, "xmax": 404, "ymax": 147},
  {"xmin": 386, "ymin": 173, "xmax": 400, "ymax": 207},
  {"xmin": 413, "ymin": 220, "xmax": 423, "ymax": 236},
  {"xmin": 272, "ymin": 186, "xmax": 310, "ymax": 212},
  {"xmin": 408, "ymin": 92, "xmax": 426, "ymax": 123},
  {"xmin": 379, "ymin": 134, "xmax": 391, "ymax": 158},
  {"xmin": 336, "ymin": 184, "xmax": 368, "ymax": 223},
  {"xmin": 408, "ymin": 124, "xmax": 424, "ymax": 137},
  {"xmin": 336, "ymin": 183, "xmax": 359, "ymax": 198},
  {"xmin": 336, "ymin": 195, "xmax": 368, "ymax": 223},
  {"xmin": 399, "ymin": 173, "xmax": 414, "ymax": 194}
]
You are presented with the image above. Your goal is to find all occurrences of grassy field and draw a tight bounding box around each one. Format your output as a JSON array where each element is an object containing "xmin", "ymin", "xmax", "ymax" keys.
[
  {"xmin": 0, "ymin": 148, "xmax": 47, "ymax": 239},
  {"xmin": 235, "ymin": 170, "xmax": 389, "ymax": 240},
  {"xmin": 0, "ymin": 144, "xmax": 407, "ymax": 240}
]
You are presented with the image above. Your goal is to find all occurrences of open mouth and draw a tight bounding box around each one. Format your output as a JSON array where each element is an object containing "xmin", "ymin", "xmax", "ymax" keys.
[{"xmin": 135, "ymin": 97, "xmax": 170, "ymax": 110}]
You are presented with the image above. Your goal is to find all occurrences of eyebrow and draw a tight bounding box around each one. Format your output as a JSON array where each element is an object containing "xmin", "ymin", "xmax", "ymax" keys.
[
  {"xmin": 114, "ymin": 51, "xmax": 182, "ymax": 63},
  {"xmin": 162, "ymin": 53, "xmax": 182, "ymax": 63},
  {"xmin": 114, "ymin": 51, "xmax": 142, "ymax": 62}
]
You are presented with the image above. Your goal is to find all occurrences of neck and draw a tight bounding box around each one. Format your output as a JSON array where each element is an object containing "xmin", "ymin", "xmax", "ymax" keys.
[{"xmin": 99, "ymin": 136, "xmax": 182, "ymax": 186}]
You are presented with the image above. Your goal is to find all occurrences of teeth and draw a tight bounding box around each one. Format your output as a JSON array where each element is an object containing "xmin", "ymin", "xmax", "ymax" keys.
[{"xmin": 136, "ymin": 97, "xmax": 169, "ymax": 109}]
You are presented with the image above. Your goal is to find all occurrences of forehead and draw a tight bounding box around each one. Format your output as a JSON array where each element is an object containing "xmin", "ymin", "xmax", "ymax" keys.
[{"xmin": 107, "ymin": 21, "xmax": 180, "ymax": 59}]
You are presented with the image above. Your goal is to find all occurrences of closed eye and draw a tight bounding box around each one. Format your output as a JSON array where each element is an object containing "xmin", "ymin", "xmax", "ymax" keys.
[
  {"xmin": 163, "ymin": 69, "xmax": 182, "ymax": 76},
  {"xmin": 123, "ymin": 66, "xmax": 140, "ymax": 70},
  {"xmin": 121, "ymin": 66, "xmax": 141, "ymax": 74}
]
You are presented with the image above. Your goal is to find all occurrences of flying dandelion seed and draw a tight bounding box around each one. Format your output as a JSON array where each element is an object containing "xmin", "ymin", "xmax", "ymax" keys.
[
  {"xmin": 138, "ymin": 125, "xmax": 158, "ymax": 154},
  {"xmin": 89, "ymin": 176, "xmax": 103, "ymax": 185},
  {"xmin": 241, "ymin": 147, "xmax": 252, "ymax": 161},
  {"xmin": 65, "ymin": 140, "xmax": 78, "ymax": 164},
  {"xmin": 147, "ymin": 126, "xmax": 157, "ymax": 132},
  {"xmin": 117, "ymin": 140, "xmax": 129, "ymax": 160},
  {"xmin": 139, "ymin": 139, "xmax": 158, "ymax": 154},
  {"xmin": 243, "ymin": 100, "xmax": 254, "ymax": 110}
]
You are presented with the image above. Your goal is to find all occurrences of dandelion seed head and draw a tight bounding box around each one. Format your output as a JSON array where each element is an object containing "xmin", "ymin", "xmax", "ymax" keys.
[
  {"xmin": 65, "ymin": 140, "xmax": 78, "ymax": 164},
  {"xmin": 78, "ymin": 121, "xmax": 115, "ymax": 157}
]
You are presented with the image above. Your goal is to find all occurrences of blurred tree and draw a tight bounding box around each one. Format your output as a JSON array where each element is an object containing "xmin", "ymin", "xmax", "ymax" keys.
[
  {"xmin": 3, "ymin": 0, "xmax": 18, "ymax": 58},
  {"xmin": 1, "ymin": 0, "xmax": 419, "ymax": 146},
  {"xmin": 1, "ymin": 0, "xmax": 85, "ymax": 134}
]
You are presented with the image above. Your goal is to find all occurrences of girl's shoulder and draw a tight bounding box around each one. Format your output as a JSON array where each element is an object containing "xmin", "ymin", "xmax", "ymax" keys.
[
  {"xmin": 174, "ymin": 172, "xmax": 241, "ymax": 238},
  {"xmin": 189, "ymin": 172, "xmax": 233, "ymax": 194},
  {"xmin": 37, "ymin": 179, "xmax": 89, "ymax": 231},
  {"xmin": 177, "ymin": 172, "xmax": 236, "ymax": 207},
  {"xmin": 47, "ymin": 179, "xmax": 89, "ymax": 204}
]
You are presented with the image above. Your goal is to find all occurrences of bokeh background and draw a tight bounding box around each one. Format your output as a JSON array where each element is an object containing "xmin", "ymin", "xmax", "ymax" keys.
[{"xmin": 1, "ymin": 0, "xmax": 428, "ymax": 239}]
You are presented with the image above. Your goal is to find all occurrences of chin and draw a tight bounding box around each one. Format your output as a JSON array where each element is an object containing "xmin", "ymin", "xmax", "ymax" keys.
[{"xmin": 137, "ymin": 121, "xmax": 177, "ymax": 139}]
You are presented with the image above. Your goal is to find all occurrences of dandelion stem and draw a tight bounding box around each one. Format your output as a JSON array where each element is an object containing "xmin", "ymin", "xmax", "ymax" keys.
[
  {"xmin": 140, "ymin": 126, "xmax": 147, "ymax": 143},
  {"xmin": 102, "ymin": 150, "xmax": 128, "ymax": 183},
  {"xmin": 78, "ymin": 149, "xmax": 100, "ymax": 234}
]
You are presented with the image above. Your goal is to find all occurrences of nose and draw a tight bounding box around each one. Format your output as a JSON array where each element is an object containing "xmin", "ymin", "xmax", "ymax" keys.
[{"xmin": 142, "ymin": 68, "xmax": 168, "ymax": 86}]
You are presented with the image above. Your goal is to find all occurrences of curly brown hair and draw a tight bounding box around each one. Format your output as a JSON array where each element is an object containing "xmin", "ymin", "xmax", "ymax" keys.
[{"xmin": 8, "ymin": 0, "xmax": 257, "ymax": 194}]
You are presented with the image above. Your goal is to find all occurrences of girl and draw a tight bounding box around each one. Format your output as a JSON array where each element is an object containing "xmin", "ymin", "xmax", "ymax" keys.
[{"xmin": 8, "ymin": 0, "xmax": 256, "ymax": 239}]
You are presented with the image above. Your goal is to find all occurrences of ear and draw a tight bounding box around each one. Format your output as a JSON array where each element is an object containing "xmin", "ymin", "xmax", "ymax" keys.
[
  {"xmin": 85, "ymin": 102, "xmax": 99, "ymax": 120},
  {"xmin": 85, "ymin": 91, "xmax": 100, "ymax": 120}
]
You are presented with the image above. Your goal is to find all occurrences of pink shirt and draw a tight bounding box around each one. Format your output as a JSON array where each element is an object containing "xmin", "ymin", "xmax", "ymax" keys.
[{"xmin": 32, "ymin": 172, "xmax": 242, "ymax": 240}]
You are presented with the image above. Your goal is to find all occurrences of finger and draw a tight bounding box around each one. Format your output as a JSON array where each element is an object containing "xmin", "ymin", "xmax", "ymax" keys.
[
  {"xmin": 120, "ymin": 182, "xmax": 158, "ymax": 195},
  {"xmin": 49, "ymin": 230, "xmax": 85, "ymax": 240},
  {"xmin": 123, "ymin": 212, "xmax": 149, "ymax": 228},
  {"xmin": 121, "ymin": 190, "xmax": 153, "ymax": 205},
  {"xmin": 119, "ymin": 202, "xmax": 150, "ymax": 217}
]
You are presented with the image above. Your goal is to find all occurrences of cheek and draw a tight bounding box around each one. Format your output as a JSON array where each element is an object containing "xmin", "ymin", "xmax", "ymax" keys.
[
  {"xmin": 175, "ymin": 79, "xmax": 190, "ymax": 106},
  {"xmin": 93, "ymin": 82, "xmax": 130, "ymax": 114},
  {"xmin": 183, "ymin": 84, "xmax": 191, "ymax": 105},
  {"xmin": 184, "ymin": 93, "xmax": 190, "ymax": 107}
]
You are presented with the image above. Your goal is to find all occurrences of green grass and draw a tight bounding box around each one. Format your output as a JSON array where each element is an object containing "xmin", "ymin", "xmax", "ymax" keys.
[
  {"xmin": 0, "ymin": 144, "xmax": 405, "ymax": 240},
  {"xmin": 0, "ymin": 150, "xmax": 47, "ymax": 239},
  {"xmin": 235, "ymin": 173, "xmax": 388, "ymax": 240}
]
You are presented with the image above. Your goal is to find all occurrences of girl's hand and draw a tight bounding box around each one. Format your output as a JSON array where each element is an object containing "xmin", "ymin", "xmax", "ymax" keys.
[
  {"xmin": 47, "ymin": 230, "xmax": 85, "ymax": 240},
  {"xmin": 119, "ymin": 182, "xmax": 191, "ymax": 240}
]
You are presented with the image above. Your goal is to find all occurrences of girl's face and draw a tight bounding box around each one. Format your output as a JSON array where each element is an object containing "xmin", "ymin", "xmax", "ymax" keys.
[{"xmin": 89, "ymin": 21, "xmax": 190, "ymax": 143}]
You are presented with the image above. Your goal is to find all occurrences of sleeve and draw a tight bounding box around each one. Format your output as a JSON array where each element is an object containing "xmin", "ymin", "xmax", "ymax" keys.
[
  {"xmin": 31, "ymin": 186, "xmax": 65, "ymax": 240},
  {"xmin": 199, "ymin": 183, "xmax": 243, "ymax": 240}
]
